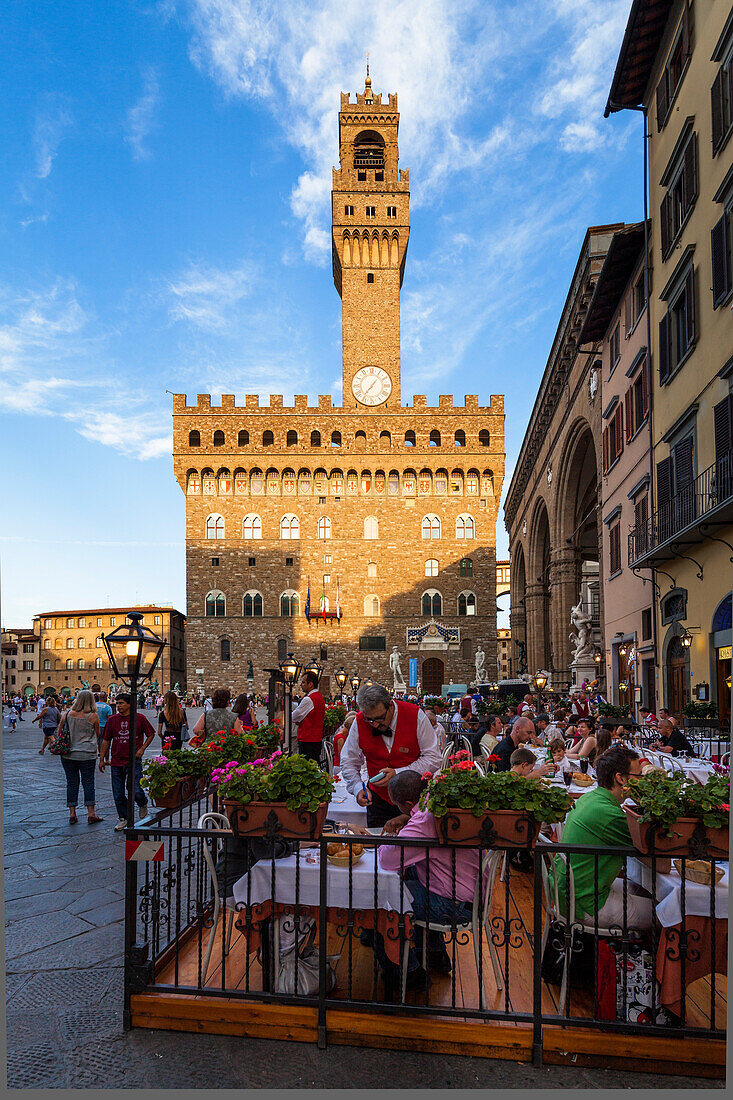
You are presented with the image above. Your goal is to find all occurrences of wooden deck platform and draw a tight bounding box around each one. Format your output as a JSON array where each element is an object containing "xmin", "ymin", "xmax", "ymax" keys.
[{"xmin": 131, "ymin": 867, "xmax": 726, "ymax": 1078}]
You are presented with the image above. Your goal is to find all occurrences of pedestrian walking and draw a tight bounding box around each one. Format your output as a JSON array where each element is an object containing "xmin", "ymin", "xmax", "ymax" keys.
[
  {"xmin": 190, "ymin": 688, "xmax": 243, "ymax": 746},
  {"xmin": 99, "ymin": 693, "xmax": 155, "ymax": 831},
  {"xmin": 58, "ymin": 690, "xmax": 104, "ymax": 825},
  {"xmin": 94, "ymin": 691, "xmax": 113, "ymax": 748},
  {"xmin": 33, "ymin": 697, "xmax": 61, "ymax": 754},
  {"xmin": 231, "ymin": 692, "xmax": 257, "ymax": 731},
  {"xmin": 157, "ymin": 691, "xmax": 189, "ymax": 750}
]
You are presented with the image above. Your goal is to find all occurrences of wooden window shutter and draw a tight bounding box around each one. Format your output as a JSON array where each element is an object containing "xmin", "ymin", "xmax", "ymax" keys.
[
  {"xmin": 615, "ymin": 404, "xmax": 624, "ymax": 459},
  {"xmin": 625, "ymin": 293, "xmax": 632, "ymax": 336},
  {"xmin": 714, "ymin": 395, "xmax": 733, "ymax": 461},
  {"xmin": 602, "ymin": 426, "xmax": 609, "ymax": 474},
  {"xmin": 683, "ymin": 2, "xmax": 693, "ymax": 60},
  {"xmin": 641, "ymin": 360, "xmax": 649, "ymax": 419},
  {"xmin": 683, "ymin": 131, "xmax": 698, "ymax": 211},
  {"xmin": 712, "ymin": 68, "xmax": 725, "ymax": 154},
  {"xmin": 657, "ymin": 456, "xmax": 673, "ymax": 507},
  {"xmin": 674, "ymin": 436, "xmax": 694, "ymax": 490},
  {"xmin": 656, "ymin": 73, "xmax": 669, "ymax": 131},
  {"xmin": 660, "ymin": 193, "xmax": 671, "ymax": 259},
  {"xmin": 711, "ymin": 213, "xmax": 730, "ymax": 308},
  {"xmin": 659, "ymin": 312, "xmax": 670, "ymax": 383},
  {"xmin": 625, "ymin": 387, "xmax": 634, "ymax": 441},
  {"xmin": 685, "ymin": 266, "xmax": 696, "ymax": 347}
]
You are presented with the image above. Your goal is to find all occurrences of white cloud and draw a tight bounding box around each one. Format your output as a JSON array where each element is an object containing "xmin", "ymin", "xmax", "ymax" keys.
[
  {"xmin": 33, "ymin": 95, "xmax": 73, "ymax": 179},
  {"xmin": 167, "ymin": 259, "xmax": 256, "ymax": 328},
  {"xmin": 125, "ymin": 67, "xmax": 161, "ymax": 160}
]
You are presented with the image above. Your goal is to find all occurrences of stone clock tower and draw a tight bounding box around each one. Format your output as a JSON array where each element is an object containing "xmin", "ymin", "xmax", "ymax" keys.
[{"xmin": 332, "ymin": 65, "xmax": 409, "ymax": 410}]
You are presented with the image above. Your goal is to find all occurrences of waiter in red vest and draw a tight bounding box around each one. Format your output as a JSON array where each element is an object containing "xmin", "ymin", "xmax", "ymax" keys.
[
  {"xmin": 341, "ymin": 683, "xmax": 442, "ymax": 828},
  {"xmin": 291, "ymin": 669, "xmax": 326, "ymax": 762}
]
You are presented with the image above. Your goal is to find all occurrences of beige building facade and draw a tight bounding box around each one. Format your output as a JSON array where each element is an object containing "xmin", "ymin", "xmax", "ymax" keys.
[
  {"xmin": 607, "ymin": 0, "xmax": 733, "ymax": 724},
  {"xmin": 32, "ymin": 606, "xmax": 186, "ymax": 698},
  {"xmin": 2, "ymin": 628, "xmax": 40, "ymax": 696},
  {"xmin": 504, "ymin": 226, "xmax": 623, "ymax": 691},
  {"xmin": 174, "ymin": 75, "xmax": 505, "ymax": 697}
]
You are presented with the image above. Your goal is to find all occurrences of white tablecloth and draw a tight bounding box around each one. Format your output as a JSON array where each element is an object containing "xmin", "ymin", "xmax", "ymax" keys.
[
  {"xmin": 230, "ymin": 850, "xmax": 409, "ymax": 913},
  {"xmin": 665, "ymin": 758, "xmax": 715, "ymax": 785},
  {"xmin": 626, "ymin": 857, "xmax": 729, "ymax": 928},
  {"xmin": 327, "ymin": 778, "xmax": 368, "ymax": 827}
]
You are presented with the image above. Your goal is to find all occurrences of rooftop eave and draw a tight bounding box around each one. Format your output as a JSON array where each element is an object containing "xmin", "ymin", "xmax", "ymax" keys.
[{"xmin": 604, "ymin": 0, "xmax": 675, "ymax": 117}]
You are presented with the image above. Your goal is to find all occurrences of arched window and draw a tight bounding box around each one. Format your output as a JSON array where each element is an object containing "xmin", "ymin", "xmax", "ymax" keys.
[
  {"xmin": 66, "ymin": 638, "xmax": 74, "ymax": 649},
  {"xmin": 454, "ymin": 430, "xmax": 466, "ymax": 447},
  {"xmin": 479, "ymin": 429, "xmax": 490, "ymax": 447},
  {"xmin": 243, "ymin": 513, "xmax": 262, "ymax": 539},
  {"xmin": 287, "ymin": 430, "xmax": 298, "ymax": 447},
  {"xmin": 243, "ymin": 591, "xmax": 263, "ymax": 617},
  {"xmin": 44, "ymin": 639, "xmax": 51, "ymax": 650},
  {"xmin": 218, "ymin": 468, "xmax": 231, "ymax": 494},
  {"xmin": 425, "ymin": 559, "xmax": 438, "ymax": 577},
  {"xmin": 277, "ymin": 638, "xmax": 288, "ymax": 661},
  {"xmin": 238, "ymin": 429, "xmax": 249, "ymax": 446},
  {"xmin": 280, "ymin": 514, "xmax": 300, "ymax": 539},
  {"xmin": 95, "ymin": 656, "xmax": 103, "ymax": 669},
  {"xmin": 221, "ymin": 639, "xmax": 231, "ymax": 661},
  {"xmin": 380, "ymin": 430, "xmax": 391, "ymax": 446},
  {"xmin": 429, "ymin": 429, "xmax": 441, "ymax": 447},
  {"xmin": 458, "ymin": 592, "xmax": 477, "ymax": 616},
  {"xmin": 205, "ymin": 590, "xmax": 226, "ymax": 617},
  {"xmin": 422, "ymin": 514, "xmax": 441, "ymax": 539},
  {"xmin": 78, "ymin": 659, "xmax": 86, "ymax": 669},
  {"xmin": 43, "ymin": 658, "xmax": 50, "ymax": 670},
  {"xmin": 311, "ymin": 430, "xmax": 321, "ymax": 447},
  {"xmin": 263, "ymin": 430, "xmax": 274, "ymax": 447},
  {"xmin": 189, "ymin": 430, "xmax": 200, "ymax": 447},
  {"xmin": 459, "ymin": 557, "xmax": 473, "ymax": 577},
  {"xmin": 364, "ymin": 516, "xmax": 378, "ymax": 539},
  {"xmin": 206, "ymin": 513, "xmax": 224, "ymax": 539},
  {"xmin": 66, "ymin": 659, "xmax": 74, "ymax": 670},
  {"xmin": 404, "ymin": 430, "xmax": 415, "ymax": 447},
  {"xmin": 78, "ymin": 637, "xmax": 85, "ymax": 648},
  {"xmin": 331, "ymin": 431, "xmax": 341, "ymax": 448},
  {"xmin": 355, "ymin": 430, "xmax": 367, "ymax": 448},
  {"xmin": 96, "ymin": 636, "xmax": 103, "ymax": 647},
  {"xmin": 367, "ymin": 561, "xmax": 377, "ymax": 578},
  {"xmin": 213, "ymin": 430, "xmax": 225, "ymax": 447},
  {"xmin": 318, "ymin": 516, "xmax": 332, "ymax": 539},
  {"xmin": 55, "ymin": 638, "xmax": 62, "ymax": 648},
  {"xmin": 421, "ymin": 590, "xmax": 442, "ymax": 616},
  {"xmin": 456, "ymin": 513, "xmax": 475, "ymax": 539},
  {"xmin": 280, "ymin": 591, "xmax": 300, "ymax": 617},
  {"xmin": 364, "ymin": 595, "xmax": 380, "ymax": 616}
]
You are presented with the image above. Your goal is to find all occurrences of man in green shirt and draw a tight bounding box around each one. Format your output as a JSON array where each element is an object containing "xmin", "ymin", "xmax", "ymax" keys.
[{"xmin": 555, "ymin": 744, "xmax": 653, "ymax": 928}]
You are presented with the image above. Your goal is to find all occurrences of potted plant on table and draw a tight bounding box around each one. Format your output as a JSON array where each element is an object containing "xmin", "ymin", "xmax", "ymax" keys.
[
  {"xmin": 597, "ymin": 702, "xmax": 633, "ymax": 729},
  {"xmin": 683, "ymin": 700, "xmax": 719, "ymax": 729},
  {"xmin": 323, "ymin": 704, "xmax": 347, "ymax": 739},
  {"xmin": 420, "ymin": 751, "xmax": 572, "ymax": 847},
  {"xmin": 215, "ymin": 751, "xmax": 335, "ymax": 839},
  {"xmin": 141, "ymin": 747, "xmax": 211, "ymax": 809},
  {"xmin": 624, "ymin": 771, "xmax": 729, "ymax": 856}
]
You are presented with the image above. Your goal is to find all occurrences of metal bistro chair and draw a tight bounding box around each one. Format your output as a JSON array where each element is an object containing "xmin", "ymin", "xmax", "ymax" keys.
[
  {"xmin": 197, "ymin": 812, "xmax": 237, "ymax": 983},
  {"xmin": 720, "ymin": 751, "xmax": 730, "ymax": 768},
  {"xmin": 321, "ymin": 737, "xmax": 335, "ymax": 777},
  {"xmin": 400, "ymin": 849, "xmax": 505, "ymax": 1007},
  {"xmin": 661, "ymin": 753, "xmax": 685, "ymax": 774},
  {"xmin": 441, "ymin": 737, "xmax": 472, "ymax": 769},
  {"xmin": 479, "ymin": 742, "xmax": 496, "ymax": 765}
]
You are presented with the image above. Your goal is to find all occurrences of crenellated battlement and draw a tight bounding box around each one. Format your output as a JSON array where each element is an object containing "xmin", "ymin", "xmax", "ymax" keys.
[{"xmin": 172, "ymin": 394, "xmax": 503, "ymax": 415}]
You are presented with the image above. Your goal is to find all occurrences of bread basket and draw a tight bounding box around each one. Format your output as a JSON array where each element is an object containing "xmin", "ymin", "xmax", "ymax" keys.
[
  {"xmin": 326, "ymin": 842, "xmax": 365, "ymax": 867},
  {"xmin": 673, "ymin": 859, "xmax": 725, "ymax": 886}
]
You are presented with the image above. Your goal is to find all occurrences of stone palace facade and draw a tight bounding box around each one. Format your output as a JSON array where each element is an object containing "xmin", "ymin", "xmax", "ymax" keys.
[{"xmin": 173, "ymin": 72, "xmax": 505, "ymax": 697}]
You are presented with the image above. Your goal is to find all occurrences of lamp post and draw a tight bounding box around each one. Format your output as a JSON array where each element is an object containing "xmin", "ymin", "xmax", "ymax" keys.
[
  {"xmin": 680, "ymin": 628, "xmax": 692, "ymax": 649},
  {"xmin": 350, "ymin": 674, "xmax": 360, "ymax": 709},
  {"xmin": 279, "ymin": 652, "xmax": 302, "ymax": 755},
  {"xmin": 335, "ymin": 667, "xmax": 347, "ymax": 704},
  {"xmin": 102, "ymin": 611, "xmax": 166, "ymax": 1031},
  {"xmin": 532, "ymin": 670, "xmax": 548, "ymax": 709}
]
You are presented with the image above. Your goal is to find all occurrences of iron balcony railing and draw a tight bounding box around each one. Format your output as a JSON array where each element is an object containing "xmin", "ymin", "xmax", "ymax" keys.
[{"xmin": 629, "ymin": 449, "xmax": 733, "ymax": 567}]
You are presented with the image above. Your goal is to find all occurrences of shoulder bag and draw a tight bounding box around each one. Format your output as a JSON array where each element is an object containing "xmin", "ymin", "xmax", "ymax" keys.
[{"xmin": 49, "ymin": 714, "xmax": 71, "ymax": 756}]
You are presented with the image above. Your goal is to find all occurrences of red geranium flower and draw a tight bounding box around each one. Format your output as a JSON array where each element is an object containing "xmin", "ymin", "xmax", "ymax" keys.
[
  {"xmin": 421, "ymin": 772, "xmax": 432, "ymax": 780},
  {"xmin": 719, "ymin": 803, "xmax": 729, "ymax": 811},
  {"xmin": 488, "ymin": 754, "xmax": 500, "ymax": 762}
]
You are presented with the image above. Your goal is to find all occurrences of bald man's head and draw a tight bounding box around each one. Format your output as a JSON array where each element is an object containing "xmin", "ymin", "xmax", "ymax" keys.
[{"xmin": 513, "ymin": 717, "xmax": 536, "ymax": 744}]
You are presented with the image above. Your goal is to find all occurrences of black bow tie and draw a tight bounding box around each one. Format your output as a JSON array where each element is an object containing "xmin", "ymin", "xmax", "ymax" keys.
[{"xmin": 371, "ymin": 726, "xmax": 390, "ymax": 737}]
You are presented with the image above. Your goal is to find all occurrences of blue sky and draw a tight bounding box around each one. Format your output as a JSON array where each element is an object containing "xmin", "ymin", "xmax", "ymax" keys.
[{"xmin": 0, "ymin": 0, "xmax": 641, "ymax": 628}]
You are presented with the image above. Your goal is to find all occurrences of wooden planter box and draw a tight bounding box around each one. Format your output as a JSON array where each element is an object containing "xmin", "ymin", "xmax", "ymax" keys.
[
  {"xmin": 624, "ymin": 806, "xmax": 729, "ymax": 857},
  {"xmin": 436, "ymin": 808, "xmax": 540, "ymax": 848},
  {"xmin": 152, "ymin": 776, "xmax": 198, "ymax": 809},
  {"xmin": 223, "ymin": 799, "xmax": 329, "ymax": 840}
]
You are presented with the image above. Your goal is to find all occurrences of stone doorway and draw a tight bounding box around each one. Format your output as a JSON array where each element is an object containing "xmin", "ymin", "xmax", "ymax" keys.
[
  {"xmin": 422, "ymin": 657, "xmax": 445, "ymax": 695},
  {"xmin": 668, "ymin": 636, "xmax": 687, "ymax": 716}
]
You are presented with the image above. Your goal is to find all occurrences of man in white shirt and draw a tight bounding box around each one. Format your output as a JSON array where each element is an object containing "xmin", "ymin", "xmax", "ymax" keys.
[{"xmin": 341, "ymin": 683, "xmax": 442, "ymax": 827}]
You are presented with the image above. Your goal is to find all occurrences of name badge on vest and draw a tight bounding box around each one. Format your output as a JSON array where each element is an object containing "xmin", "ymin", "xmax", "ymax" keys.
[{"xmin": 398, "ymin": 745, "xmax": 410, "ymax": 753}]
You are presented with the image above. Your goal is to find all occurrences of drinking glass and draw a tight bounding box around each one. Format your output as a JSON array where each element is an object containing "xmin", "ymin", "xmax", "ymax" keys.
[
  {"xmin": 580, "ymin": 758, "xmax": 588, "ymax": 774},
  {"xmin": 562, "ymin": 770, "xmax": 571, "ymax": 786}
]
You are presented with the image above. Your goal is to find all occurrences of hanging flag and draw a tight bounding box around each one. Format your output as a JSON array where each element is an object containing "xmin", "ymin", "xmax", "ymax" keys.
[
  {"xmin": 321, "ymin": 576, "xmax": 327, "ymax": 620},
  {"xmin": 336, "ymin": 577, "xmax": 341, "ymax": 621},
  {"xmin": 305, "ymin": 582, "xmax": 311, "ymax": 621}
]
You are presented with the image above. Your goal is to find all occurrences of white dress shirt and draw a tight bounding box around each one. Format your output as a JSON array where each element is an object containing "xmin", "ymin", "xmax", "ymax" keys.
[
  {"xmin": 340, "ymin": 705, "xmax": 442, "ymax": 797},
  {"xmin": 291, "ymin": 690, "xmax": 316, "ymax": 728}
]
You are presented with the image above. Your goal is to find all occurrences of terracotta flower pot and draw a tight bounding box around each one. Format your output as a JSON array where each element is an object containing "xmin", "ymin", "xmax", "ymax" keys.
[
  {"xmin": 223, "ymin": 799, "xmax": 329, "ymax": 840},
  {"xmin": 436, "ymin": 808, "xmax": 540, "ymax": 848},
  {"xmin": 152, "ymin": 776, "xmax": 198, "ymax": 809},
  {"xmin": 624, "ymin": 806, "xmax": 729, "ymax": 857}
]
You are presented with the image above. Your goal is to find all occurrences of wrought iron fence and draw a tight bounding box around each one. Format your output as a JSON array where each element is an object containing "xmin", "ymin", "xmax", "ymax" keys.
[
  {"xmin": 628, "ymin": 448, "xmax": 733, "ymax": 566},
  {"xmin": 124, "ymin": 800, "xmax": 727, "ymax": 1059}
]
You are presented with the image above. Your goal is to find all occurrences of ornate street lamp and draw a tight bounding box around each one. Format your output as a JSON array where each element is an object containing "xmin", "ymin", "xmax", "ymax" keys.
[
  {"xmin": 532, "ymin": 670, "xmax": 548, "ymax": 693},
  {"xmin": 350, "ymin": 674, "xmax": 360, "ymax": 693},
  {"xmin": 279, "ymin": 652, "xmax": 302, "ymax": 754},
  {"xmin": 680, "ymin": 629, "xmax": 692, "ymax": 648},
  {"xmin": 303, "ymin": 656, "xmax": 322, "ymax": 682},
  {"xmin": 102, "ymin": 611, "xmax": 166, "ymax": 1032},
  {"xmin": 593, "ymin": 648, "xmax": 602, "ymax": 665},
  {"xmin": 619, "ymin": 642, "xmax": 628, "ymax": 657},
  {"xmin": 334, "ymin": 666, "xmax": 347, "ymax": 703}
]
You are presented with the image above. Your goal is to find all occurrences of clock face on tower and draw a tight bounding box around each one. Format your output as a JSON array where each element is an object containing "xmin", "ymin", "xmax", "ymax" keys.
[{"xmin": 352, "ymin": 366, "xmax": 392, "ymax": 406}]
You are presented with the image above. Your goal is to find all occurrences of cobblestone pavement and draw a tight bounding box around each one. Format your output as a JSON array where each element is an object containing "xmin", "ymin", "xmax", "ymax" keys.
[{"xmin": 3, "ymin": 708, "xmax": 723, "ymax": 1088}]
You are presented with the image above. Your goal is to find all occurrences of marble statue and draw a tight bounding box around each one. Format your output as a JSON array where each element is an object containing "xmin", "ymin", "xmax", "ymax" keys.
[
  {"xmin": 389, "ymin": 646, "xmax": 406, "ymax": 690},
  {"xmin": 173, "ymin": 681, "xmax": 181, "ymax": 695},
  {"xmin": 80, "ymin": 679, "xmax": 90, "ymax": 690},
  {"xmin": 474, "ymin": 645, "xmax": 486, "ymax": 684},
  {"xmin": 569, "ymin": 599, "xmax": 594, "ymax": 662},
  {"xmin": 247, "ymin": 660, "xmax": 254, "ymax": 680}
]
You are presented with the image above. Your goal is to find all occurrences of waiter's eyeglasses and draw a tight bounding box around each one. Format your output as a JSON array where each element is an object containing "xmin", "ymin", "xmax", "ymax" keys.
[{"xmin": 362, "ymin": 708, "xmax": 391, "ymax": 725}]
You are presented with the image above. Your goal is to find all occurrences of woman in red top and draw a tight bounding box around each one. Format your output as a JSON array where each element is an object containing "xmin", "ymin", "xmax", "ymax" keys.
[{"xmin": 333, "ymin": 712, "xmax": 356, "ymax": 766}]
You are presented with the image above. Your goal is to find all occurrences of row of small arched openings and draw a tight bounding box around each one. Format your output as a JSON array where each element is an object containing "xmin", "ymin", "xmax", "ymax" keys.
[
  {"xmin": 341, "ymin": 232, "xmax": 399, "ymax": 267},
  {"xmin": 188, "ymin": 468, "xmax": 495, "ymax": 497},
  {"xmin": 188, "ymin": 429, "xmax": 492, "ymax": 449}
]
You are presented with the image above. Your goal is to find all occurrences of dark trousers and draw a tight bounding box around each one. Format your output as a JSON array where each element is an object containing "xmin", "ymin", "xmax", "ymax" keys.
[
  {"xmin": 297, "ymin": 739, "xmax": 322, "ymax": 762},
  {"xmin": 110, "ymin": 761, "xmax": 147, "ymax": 820},
  {"xmin": 61, "ymin": 757, "xmax": 96, "ymax": 808},
  {"xmin": 366, "ymin": 794, "xmax": 402, "ymax": 829}
]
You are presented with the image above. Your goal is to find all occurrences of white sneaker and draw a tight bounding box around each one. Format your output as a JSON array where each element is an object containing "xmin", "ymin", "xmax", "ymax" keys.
[{"xmin": 114, "ymin": 819, "xmax": 127, "ymax": 831}]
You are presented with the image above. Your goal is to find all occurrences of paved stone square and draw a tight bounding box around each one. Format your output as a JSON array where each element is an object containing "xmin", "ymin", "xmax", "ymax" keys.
[{"xmin": 3, "ymin": 708, "xmax": 722, "ymax": 1088}]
